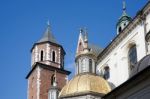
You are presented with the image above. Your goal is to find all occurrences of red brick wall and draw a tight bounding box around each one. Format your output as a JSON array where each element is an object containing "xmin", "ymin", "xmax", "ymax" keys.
[
  {"xmin": 39, "ymin": 68, "xmax": 67, "ymax": 99},
  {"xmin": 28, "ymin": 68, "xmax": 38, "ymax": 99},
  {"xmin": 28, "ymin": 66, "xmax": 67, "ymax": 99}
]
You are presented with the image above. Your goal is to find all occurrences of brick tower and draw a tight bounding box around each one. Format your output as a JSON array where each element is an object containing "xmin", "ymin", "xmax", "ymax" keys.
[{"xmin": 26, "ymin": 22, "xmax": 70, "ymax": 99}]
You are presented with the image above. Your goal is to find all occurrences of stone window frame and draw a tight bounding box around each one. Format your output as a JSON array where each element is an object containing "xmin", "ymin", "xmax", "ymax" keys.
[{"xmin": 128, "ymin": 44, "xmax": 137, "ymax": 72}]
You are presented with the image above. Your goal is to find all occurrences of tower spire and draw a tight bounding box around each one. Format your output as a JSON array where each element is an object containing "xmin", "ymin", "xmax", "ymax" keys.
[
  {"xmin": 47, "ymin": 20, "xmax": 51, "ymax": 32},
  {"xmin": 83, "ymin": 27, "xmax": 89, "ymax": 52},
  {"xmin": 37, "ymin": 20, "xmax": 57, "ymax": 44},
  {"xmin": 123, "ymin": 0, "xmax": 126, "ymax": 15},
  {"xmin": 84, "ymin": 27, "xmax": 88, "ymax": 42},
  {"xmin": 79, "ymin": 28, "xmax": 83, "ymax": 34},
  {"xmin": 116, "ymin": 0, "xmax": 132, "ymax": 34}
]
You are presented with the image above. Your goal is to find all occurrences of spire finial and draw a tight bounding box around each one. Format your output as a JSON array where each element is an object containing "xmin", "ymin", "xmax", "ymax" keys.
[
  {"xmin": 46, "ymin": 20, "xmax": 51, "ymax": 33},
  {"xmin": 80, "ymin": 28, "xmax": 83, "ymax": 34},
  {"xmin": 84, "ymin": 27, "xmax": 88, "ymax": 42},
  {"xmin": 123, "ymin": 0, "xmax": 126, "ymax": 15},
  {"xmin": 84, "ymin": 27, "xmax": 87, "ymax": 33}
]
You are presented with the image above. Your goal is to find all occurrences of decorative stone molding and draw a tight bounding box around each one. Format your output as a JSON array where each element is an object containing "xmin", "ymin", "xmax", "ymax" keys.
[
  {"xmin": 58, "ymin": 48, "xmax": 61, "ymax": 64},
  {"xmin": 46, "ymin": 44, "xmax": 50, "ymax": 60}
]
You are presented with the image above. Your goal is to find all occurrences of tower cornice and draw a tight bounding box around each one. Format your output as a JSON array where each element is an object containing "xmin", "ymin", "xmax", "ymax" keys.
[
  {"xmin": 26, "ymin": 62, "xmax": 71, "ymax": 79},
  {"xmin": 30, "ymin": 41, "xmax": 66, "ymax": 55}
]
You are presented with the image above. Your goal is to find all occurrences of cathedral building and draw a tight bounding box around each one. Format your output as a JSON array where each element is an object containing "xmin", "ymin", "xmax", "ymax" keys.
[
  {"xmin": 27, "ymin": 1, "xmax": 150, "ymax": 99},
  {"xmin": 97, "ymin": 1, "xmax": 150, "ymax": 87}
]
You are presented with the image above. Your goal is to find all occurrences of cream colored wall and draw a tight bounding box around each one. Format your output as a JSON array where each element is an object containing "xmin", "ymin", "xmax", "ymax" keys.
[
  {"xmin": 97, "ymin": 13, "xmax": 150, "ymax": 87},
  {"xmin": 146, "ymin": 13, "xmax": 150, "ymax": 33}
]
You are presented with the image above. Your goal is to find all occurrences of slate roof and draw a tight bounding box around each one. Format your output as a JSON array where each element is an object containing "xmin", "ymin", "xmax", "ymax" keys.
[
  {"xmin": 131, "ymin": 54, "xmax": 150, "ymax": 77},
  {"xmin": 37, "ymin": 25, "xmax": 58, "ymax": 44},
  {"xmin": 88, "ymin": 43, "xmax": 103, "ymax": 56},
  {"xmin": 26, "ymin": 62, "xmax": 71, "ymax": 79},
  {"xmin": 103, "ymin": 65, "xmax": 150, "ymax": 99}
]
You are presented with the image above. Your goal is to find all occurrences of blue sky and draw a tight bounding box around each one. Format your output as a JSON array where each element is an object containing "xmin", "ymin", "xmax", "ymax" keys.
[{"xmin": 0, "ymin": 0, "xmax": 148, "ymax": 99}]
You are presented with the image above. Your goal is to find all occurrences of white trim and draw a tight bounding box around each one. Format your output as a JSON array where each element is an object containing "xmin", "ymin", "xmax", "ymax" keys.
[
  {"xmin": 27, "ymin": 80, "xmax": 29, "ymax": 99},
  {"xmin": 35, "ymin": 46, "xmax": 38, "ymax": 63},
  {"xmin": 46, "ymin": 44, "xmax": 50, "ymax": 60},
  {"xmin": 58, "ymin": 48, "xmax": 61, "ymax": 64},
  {"xmin": 50, "ymin": 50, "xmax": 52, "ymax": 61},
  {"xmin": 55, "ymin": 50, "xmax": 57, "ymax": 63},
  {"xmin": 37, "ymin": 66, "xmax": 41, "ymax": 99},
  {"xmin": 31, "ymin": 49, "xmax": 35, "ymax": 66}
]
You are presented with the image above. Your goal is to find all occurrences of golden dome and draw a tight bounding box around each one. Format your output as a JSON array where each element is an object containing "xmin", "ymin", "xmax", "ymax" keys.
[{"xmin": 59, "ymin": 73, "xmax": 111, "ymax": 98}]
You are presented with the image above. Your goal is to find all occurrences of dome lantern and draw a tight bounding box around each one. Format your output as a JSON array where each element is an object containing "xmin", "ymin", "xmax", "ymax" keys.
[
  {"xmin": 116, "ymin": 1, "xmax": 132, "ymax": 34},
  {"xmin": 59, "ymin": 28, "xmax": 110, "ymax": 99}
]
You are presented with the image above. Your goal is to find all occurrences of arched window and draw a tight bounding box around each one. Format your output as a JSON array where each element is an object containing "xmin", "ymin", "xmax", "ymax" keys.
[
  {"xmin": 40, "ymin": 50, "xmax": 44, "ymax": 61},
  {"xmin": 51, "ymin": 92, "xmax": 54, "ymax": 99},
  {"xmin": 52, "ymin": 51, "xmax": 55, "ymax": 62},
  {"xmin": 119, "ymin": 26, "xmax": 122, "ymax": 33},
  {"xmin": 51, "ymin": 74, "xmax": 55, "ymax": 85},
  {"xmin": 89, "ymin": 59, "xmax": 92, "ymax": 73},
  {"xmin": 124, "ymin": 23, "xmax": 126, "ymax": 26},
  {"xmin": 128, "ymin": 45, "xmax": 137, "ymax": 70},
  {"xmin": 103, "ymin": 66, "xmax": 110, "ymax": 80}
]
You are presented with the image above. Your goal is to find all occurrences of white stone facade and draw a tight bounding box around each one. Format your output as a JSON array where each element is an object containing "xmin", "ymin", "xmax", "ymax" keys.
[{"xmin": 97, "ymin": 2, "xmax": 150, "ymax": 87}]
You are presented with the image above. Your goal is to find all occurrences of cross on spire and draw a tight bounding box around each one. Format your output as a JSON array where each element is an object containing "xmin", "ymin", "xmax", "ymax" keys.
[
  {"xmin": 84, "ymin": 27, "xmax": 88, "ymax": 42},
  {"xmin": 123, "ymin": 0, "xmax": 126, "ymax": 15},
  {"xmin": 79, "ymin": 28, "xmax": 84, "ymax": 34},
  {"xmin": 47, "ymin": 20, "xmax": 51, "ymax": 32},
  {"xmin": 37, "ymin": 20, "xmax": 58, "ymax": 44}
]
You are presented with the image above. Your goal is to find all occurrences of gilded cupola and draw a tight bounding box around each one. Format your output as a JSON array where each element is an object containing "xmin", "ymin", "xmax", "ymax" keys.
[{"xmin": 59, "ymin": 28, "xmax": 111, "ymax": 99}]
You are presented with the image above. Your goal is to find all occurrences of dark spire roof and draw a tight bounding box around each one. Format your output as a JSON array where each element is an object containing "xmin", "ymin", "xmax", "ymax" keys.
[
  {"xmin": 122, "ymin": 0, "xmax": 127, "ymax": 16},
  {"xmin": 88, "ymin": 43, "xmax": 103, "ymax": 56},
  {"xmin": 116, "ymin": 1, "xmax": 132, "ymax": 27},
  {"xmin": 37, "ymin": 22, "xmax": 57, "ymax": 44},
  {"xmin": 130, "ymin": 55, "xmax": 150, "ymax": 77}
]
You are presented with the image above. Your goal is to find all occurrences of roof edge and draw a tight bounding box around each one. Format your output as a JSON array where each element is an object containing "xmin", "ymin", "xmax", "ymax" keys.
[{"xmin": 26, "ymin": 62, "xmax": 71, "ymax": 79}]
